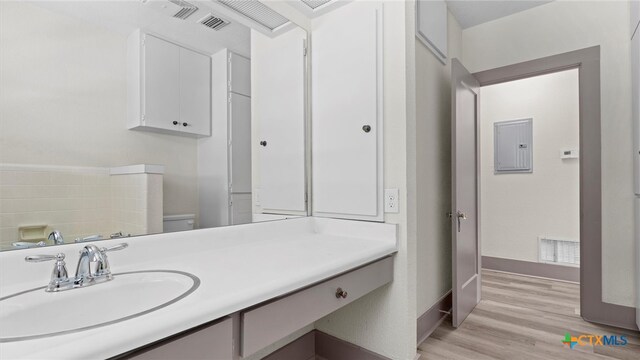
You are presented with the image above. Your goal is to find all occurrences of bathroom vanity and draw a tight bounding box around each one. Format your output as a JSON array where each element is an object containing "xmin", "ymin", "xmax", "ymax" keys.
[
  {"xmin": 0, "ymin": 217, "xmax": 397, "ymax": 359},
  {"xmin": 0, "ymin": 1, "xmax": 398, "ymax": 359}
]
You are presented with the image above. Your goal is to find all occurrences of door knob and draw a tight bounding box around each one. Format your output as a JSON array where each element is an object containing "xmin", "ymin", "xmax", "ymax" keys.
[
  {"xmin": 456, "ymin": 211, "xmax": 467, "ymax": 233},
  {"xmin": 260, "ymin": 141, "xmax": 267, "ymax": 147}
]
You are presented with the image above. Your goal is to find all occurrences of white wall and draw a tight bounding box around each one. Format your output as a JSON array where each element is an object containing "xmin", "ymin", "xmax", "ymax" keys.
[
  {"xmin": 462, "ymin": 1, "xmax": 633, "ymax": 306},
  {"xmin": 0, "ymin": 2, "xmax": 198, "ymax": 222},
  {"xmin": 415, "ymin": 11, "xmax": 462, "ymax": 316},
  {"xmin": 313, "ymin": 1, "xmax": 418, "ymax": 359},
  {"xmin": 480, "ymin": 70, "xmax": 580, "ymax": 262}
]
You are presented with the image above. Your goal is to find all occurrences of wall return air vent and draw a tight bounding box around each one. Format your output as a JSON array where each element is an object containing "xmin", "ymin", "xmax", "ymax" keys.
[
  {"xmin": 145, "ymin": 0, "xmax": 198, "ymax": 20},
  {"xmin": 199, "ymin": 14, "xmax": 230, "ymax": 30},
  {"xmin": 169, "ymin": 0, "xmax": 198, "ymax": 19}
]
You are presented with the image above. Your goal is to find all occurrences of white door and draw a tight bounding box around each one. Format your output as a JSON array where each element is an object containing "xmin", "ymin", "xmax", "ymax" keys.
[
  {"xmin": 451, "ymin": 59, "xmax": 481, "ymax": 327},
  {"xmin": 311, "ymin": 1, "xmax": 383, "ymax": 220},
  {"xmin": 179, "ymin": 47, "xmax": 211, "ymax": 136},
  {"xmin": 229, "ymin": 93, "xmax": 252, "ymax": 193},
  {"xmin": 143, "ymin": 34, "xmax": 180, "ymax": 131},
  {"xmin": 252, "ymin": 28, "xmax": 307, "ymax": 213}
]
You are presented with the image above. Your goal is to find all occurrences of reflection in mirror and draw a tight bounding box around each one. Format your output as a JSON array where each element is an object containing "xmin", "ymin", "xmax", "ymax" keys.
[{"xmin": 0, "ymin": 0, "xmax": 308, "ymax": 251}]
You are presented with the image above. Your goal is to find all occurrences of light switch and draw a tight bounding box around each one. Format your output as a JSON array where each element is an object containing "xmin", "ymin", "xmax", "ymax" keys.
[{"xmin": 384, "ymin": 189, "xmax": 399, "ymax": 213}]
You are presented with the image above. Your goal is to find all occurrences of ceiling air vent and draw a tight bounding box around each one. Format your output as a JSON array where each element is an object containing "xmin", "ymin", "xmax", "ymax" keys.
[
  {"xmin": 169, "ymin": 0, "xmax": 198, "ymax": 19},
  {"xmin": 300, "ymin": 0, "xmax": 333, "ymax": 10},
  {"xmin": 216, "ymin": 0, "xmax": 289, "ymax": 30},
  {"xmin": 199, "ymin": 14, "xmax": 230, "ymax": 30}
]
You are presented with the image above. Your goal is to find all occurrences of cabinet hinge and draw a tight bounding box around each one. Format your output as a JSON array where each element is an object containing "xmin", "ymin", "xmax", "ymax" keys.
[
  {"xmin": 141, "ymin": 114, "xmax": 146, "ymax": 123},
  {"xmin": 228, "ymin": 94, "xmax": 232, "ymax": 103},
  {"xmin": 304, "ymin": 192, "xmax": 308, "ymax": 203},
  {"xmin": 303, "ymin": 46, "xmax": 307, "ymax": 57}
]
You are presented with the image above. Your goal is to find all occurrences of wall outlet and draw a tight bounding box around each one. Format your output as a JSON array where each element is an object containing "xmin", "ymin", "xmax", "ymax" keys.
[{"xmin": 384, "ymin": 188, "xmax": 399, "ymax": 213}]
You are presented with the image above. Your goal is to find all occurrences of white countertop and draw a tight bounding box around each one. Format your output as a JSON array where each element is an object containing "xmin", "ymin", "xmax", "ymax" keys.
[{"xmin": 0, "ymin": 217, "xmax": 397, "ymax": 359}]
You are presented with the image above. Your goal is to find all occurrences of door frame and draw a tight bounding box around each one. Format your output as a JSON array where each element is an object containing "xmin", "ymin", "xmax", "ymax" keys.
[{"xmin": 472, "ymin": 46, "xmax": 635, "ymax": 330}]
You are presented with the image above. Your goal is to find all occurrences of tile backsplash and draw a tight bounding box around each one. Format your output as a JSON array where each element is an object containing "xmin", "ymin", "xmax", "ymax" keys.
[{"xmin": 0, "ymin": 164, "xmax": 163, "ymax": 250}]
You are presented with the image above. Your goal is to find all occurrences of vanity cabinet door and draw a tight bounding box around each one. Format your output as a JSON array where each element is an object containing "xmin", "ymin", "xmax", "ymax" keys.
[
  {"xmin": 311, "ymin": 1, "xmax": 383, "ymax": 221},
  {"xmin": 122, "ymin": 317, "xmax": 233, "ymax": 360},
  {"xmin": 142, "ymin": 34, "xmax": 181, "ymax": 132}
]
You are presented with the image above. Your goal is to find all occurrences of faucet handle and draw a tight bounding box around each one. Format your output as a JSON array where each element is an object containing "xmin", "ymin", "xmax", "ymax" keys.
[
  {"xmin": 25, "ymin": 253, "xmax": 66, "ymax": 263},
  {"xmin": 100, "ymin": 243, "xmax": 128, "ymax": 253},
  {"xmin": 25, "ymin": 253, "xmax": 70, "ymax": 292}
]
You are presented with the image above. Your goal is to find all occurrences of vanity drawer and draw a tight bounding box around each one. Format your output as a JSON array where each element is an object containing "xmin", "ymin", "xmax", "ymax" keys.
[
  {"xmin": 241, "ymin": 256, "xmax": 393, "ymax": 357},
  {"xmin": 123, "ymin": 317, "xmax": 233, "ymax": 360}
]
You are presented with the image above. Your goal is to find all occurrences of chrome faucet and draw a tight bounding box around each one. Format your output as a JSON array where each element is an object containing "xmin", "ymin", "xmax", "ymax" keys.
[
  {"xmin": 48, "ymin": 230, "xmax": 64, "ymax": 245},
  {"xmin": 74, "ymin": 243, "xmax": 127, "ymax": 286},
  {"xmin": 25, "ymin": 243, "xmax": 128, "ymax": 292}
]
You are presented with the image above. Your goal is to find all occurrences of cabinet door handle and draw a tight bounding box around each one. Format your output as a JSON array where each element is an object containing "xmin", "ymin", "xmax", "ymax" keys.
[
  {"xmin": 260, "ymin": 141, "xmax": 267, "ymax": 147},
  {"xmin": 335, "ymin": 287, "xmax": 348, "ymax": 299}
]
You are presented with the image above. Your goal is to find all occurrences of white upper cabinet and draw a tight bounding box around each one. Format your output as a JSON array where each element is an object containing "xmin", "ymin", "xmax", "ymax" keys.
[
  {"xmin": 230, "ymin": 93, "xmax": 252, "ymax": 193},
  {"xmin": 229, "ymin": 53, "xmax": 251, "ymax": 97},
  {"xmin": 252, "ymin": 28, "xmax": 307, "ymax": 213},
  {"xmin": 179, "ymin": 47, "xmax": 212, "ymax": 136},
  {"xmin": 128, "ymin": 31, "xmax": 211, "ymax": 137},
  {"xmin": 311, "ymin": 1, "xmax": 383, "ymax": 221},
  {"xmin": 140, "ymin": 34, "xmax": 180, "ymax": 133},
  {"xmin": 416, "ymin": 0, "xmax": 448, "ymax": 64},
  {"xmin": 632, "ymin": 0, "xmax": 639, "ymax": 39}
]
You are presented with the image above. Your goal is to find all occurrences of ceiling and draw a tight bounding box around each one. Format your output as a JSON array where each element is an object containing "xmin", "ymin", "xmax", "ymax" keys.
[
  {"xmin": 29, "ymin": 0, "xmax": 252, "ymax": 57},
  {"xmin": 447, "ymin": 0, "xmax": 553, "ymax": 29}
]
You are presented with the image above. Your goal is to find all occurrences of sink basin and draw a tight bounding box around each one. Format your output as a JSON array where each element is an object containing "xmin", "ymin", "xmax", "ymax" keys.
[{"xmin": 0, "ymin": 270, "xmax": 200, "ymax": 342}]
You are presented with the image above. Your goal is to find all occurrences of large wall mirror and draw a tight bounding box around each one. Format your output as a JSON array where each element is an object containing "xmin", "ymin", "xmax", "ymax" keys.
[{"xmin": 0, "ymin": 0, "xmax": 309, "ymax": 251}]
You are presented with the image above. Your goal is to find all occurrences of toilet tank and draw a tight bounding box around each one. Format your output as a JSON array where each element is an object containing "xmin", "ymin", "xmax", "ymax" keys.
[{"xmin": 163, "ymin": 214, "xmax": 195, "ymax": 233}]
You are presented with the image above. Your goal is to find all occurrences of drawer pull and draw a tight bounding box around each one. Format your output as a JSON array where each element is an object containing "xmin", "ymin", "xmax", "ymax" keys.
[{"xmin": 335, "ymin": 288, "xmax": 348, "ymax": 299}]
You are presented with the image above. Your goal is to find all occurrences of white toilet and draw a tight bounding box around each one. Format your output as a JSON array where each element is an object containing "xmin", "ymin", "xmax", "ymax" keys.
[{"xmin": 163, "ymin": 214, "xmax": 195, "ymax": 233}]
